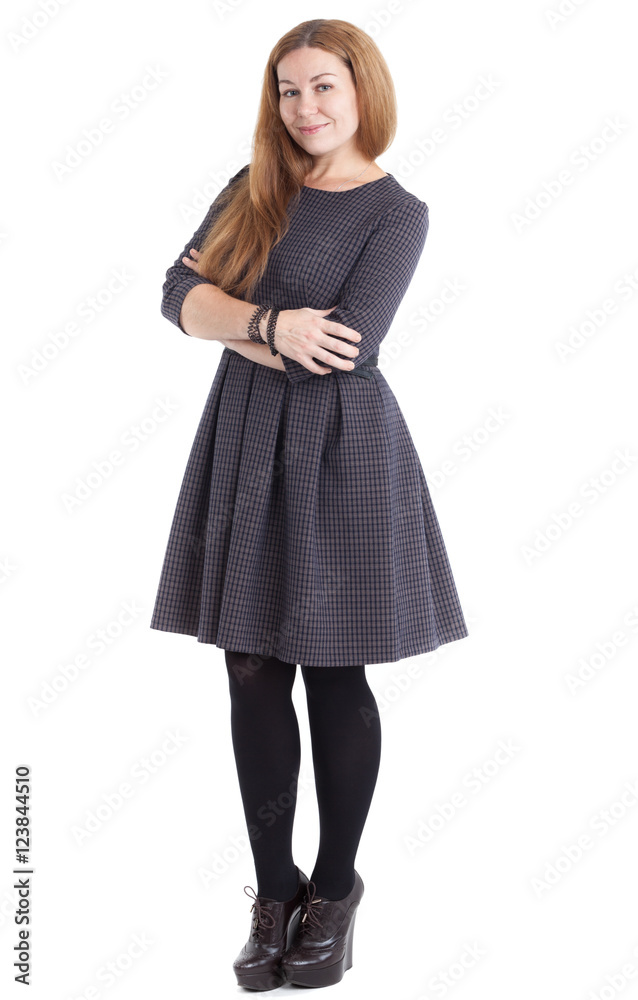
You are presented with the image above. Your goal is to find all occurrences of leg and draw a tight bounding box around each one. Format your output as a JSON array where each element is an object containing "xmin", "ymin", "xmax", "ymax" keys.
[
  {"xmin": 300, "ymin": 664, "xmax": 382, "ymax": 900},
  {"xmin": 225, "ymin": 650, "xmax": 301, "ymax": 901}
]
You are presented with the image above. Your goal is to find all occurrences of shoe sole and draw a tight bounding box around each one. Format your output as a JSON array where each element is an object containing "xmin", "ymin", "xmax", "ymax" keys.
[{"xmin": 234, "ymin": 968, "xmax": 286, "ymax": 990}]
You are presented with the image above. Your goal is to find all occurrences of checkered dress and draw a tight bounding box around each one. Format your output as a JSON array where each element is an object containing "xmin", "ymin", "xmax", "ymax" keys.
[{"xmin": 149, "ymin": 164, "xmax": 469, "ymax": 665}]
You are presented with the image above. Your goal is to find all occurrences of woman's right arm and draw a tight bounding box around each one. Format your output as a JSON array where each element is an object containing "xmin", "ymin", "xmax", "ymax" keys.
[{"xmin": 179, "ymin": 282, "xmax": 265, "ymax": 341}]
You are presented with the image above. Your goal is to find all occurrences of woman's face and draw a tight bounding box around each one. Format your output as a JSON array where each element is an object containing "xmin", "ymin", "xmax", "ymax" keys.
[{"xmin": 276, "ymin": 46, "xmax": 360, "ymax": 159}]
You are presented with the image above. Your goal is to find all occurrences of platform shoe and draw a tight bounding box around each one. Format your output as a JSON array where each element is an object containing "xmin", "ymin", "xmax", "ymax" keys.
[
  {"xmin": 281, "ymin": 870, "xmax": 364, "ymax": 988},
  {"xmin": 233, "ymin": 866, "xmax": 309, "ymax": 990}
]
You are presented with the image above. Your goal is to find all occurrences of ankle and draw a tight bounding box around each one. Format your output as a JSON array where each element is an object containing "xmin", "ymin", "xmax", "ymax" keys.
[
  {"xmin": 256, "ymin": 865, "xmax": 300, "ymax": 901},
  {"xmin": 308, "ymin": 870, "xmax": 355, "ymax": 900}
]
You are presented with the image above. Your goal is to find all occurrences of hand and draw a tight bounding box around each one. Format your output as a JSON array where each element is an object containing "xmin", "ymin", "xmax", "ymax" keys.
[
  {"xmin": 273, "ymin": 307, "xmax": 362, "ymax": 375},
  {"xmin": 181, "ymin": 252, "xmax": 361, "ymax": 373},
  {"xmin": 182, "ymin": 248, "xmax": 202, "ymax": 274}
]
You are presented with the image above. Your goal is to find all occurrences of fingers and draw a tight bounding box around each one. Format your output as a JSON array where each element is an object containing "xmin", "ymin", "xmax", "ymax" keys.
[
  {"xmin": 181, "ymin": 248, "xmax": 201, "ymax": 270},
  {"xmin": 305, "ymin": 361, "xmax": 340, "ymax": 375},
  {"xmin": 314, "ymin": 347, "xmax": 357, "ymax": 371},
  {"xmin": 302, "ymin": 363, "xmax": 333, "ymax": 375},
  {"xmin": 322, "ymin": 318, "xmax": 361, "ymax": 343},
  {"xmin": 322, "ymin": 335, "xmax": 360, "ymax": 360},
  {"xmin": 307, "ymin": 309, "xmax": 361, "ymax": 344}
]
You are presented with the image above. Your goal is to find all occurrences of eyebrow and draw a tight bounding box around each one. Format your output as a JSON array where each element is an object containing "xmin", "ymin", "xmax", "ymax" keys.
[{"xmin": 277, "ymin": 72, "xmax": 337, "ymax": 86}]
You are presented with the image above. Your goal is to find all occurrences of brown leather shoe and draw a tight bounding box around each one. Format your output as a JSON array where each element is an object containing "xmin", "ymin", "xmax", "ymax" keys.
[
  {"xmin": 281, "ymin": 870, "xmax": 364, "ymax": 988},
  {"xmin": 233, "ymin": 867, "xmax": 309, "ymax": 990}
]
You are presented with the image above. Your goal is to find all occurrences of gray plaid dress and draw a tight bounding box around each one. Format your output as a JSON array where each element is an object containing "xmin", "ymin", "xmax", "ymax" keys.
[{"xmin": 149, "ymin": 164, "xmax": 469, "ymax": 666}]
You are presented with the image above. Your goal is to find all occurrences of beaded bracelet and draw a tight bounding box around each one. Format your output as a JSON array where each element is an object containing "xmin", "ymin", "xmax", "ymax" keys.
[
  {"xmin": 266, "ymin": 307, "xmax": 280, "ymax": 356},
  {"xmin": 247, "ymin": 304, "xmax": 270, "ymax": 344}
]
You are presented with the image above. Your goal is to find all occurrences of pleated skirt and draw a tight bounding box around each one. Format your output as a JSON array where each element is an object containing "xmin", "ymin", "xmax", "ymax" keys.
[{"xmin": 149, "ymin": 347, "xmax": 469, "ymax": 665}]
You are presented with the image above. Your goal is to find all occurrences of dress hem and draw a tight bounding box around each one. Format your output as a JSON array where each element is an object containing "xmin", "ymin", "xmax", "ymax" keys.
[{"xmin": 148, "ymin": 620, "xmax": 469, "ymax": 666}]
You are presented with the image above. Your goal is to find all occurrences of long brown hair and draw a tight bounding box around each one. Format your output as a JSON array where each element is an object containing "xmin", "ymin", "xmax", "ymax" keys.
[{"xmin": 196, "ymin": 18, "xmax": 397, "ymax": 301}]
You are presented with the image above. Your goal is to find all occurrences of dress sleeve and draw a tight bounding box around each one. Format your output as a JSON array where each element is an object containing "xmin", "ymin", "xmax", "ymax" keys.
[
  {"xmin": 280, "ymin": 198, "xmax": 429, "ymax": 383},
  {"xmin": 161, "ymin": 163, "xmax": 249, "ymax": 334}
]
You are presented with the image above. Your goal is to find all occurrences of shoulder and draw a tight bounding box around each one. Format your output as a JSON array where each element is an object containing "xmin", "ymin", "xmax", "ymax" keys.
[
  {"xmin": 217, "ymin": 163, "xmax": 250, "ymax": 197},
  {"xmin": 204, "ymin": 163, "xmax": 250, "ymax": 212},
  {"xmin": 366, "ymin": 179, "xmax": 429, "ymax": 243},
  {"xmin": 215, "ymin": 162, "xmax": 250, "ymax": 198},
  {"xmin": 231, "ymin": 162, "xmax": 250, "ymax": 184},
  {"xmin": 377, "ymin": 176, "xmax": 428, "ymax": 220}
]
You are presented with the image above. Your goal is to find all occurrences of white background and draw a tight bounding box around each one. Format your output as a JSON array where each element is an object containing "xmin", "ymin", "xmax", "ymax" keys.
[{"xmin": 2, "ymin": 1, "xmax": 638, "ymax": 997}]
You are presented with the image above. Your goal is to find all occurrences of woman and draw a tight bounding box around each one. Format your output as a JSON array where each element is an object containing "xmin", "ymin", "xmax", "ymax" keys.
[{"xmin": 150, "ymin": 18, "xmax": 469, "ymax": 991}]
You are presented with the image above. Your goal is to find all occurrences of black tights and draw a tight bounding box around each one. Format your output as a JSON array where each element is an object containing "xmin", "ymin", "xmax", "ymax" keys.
[{"xmin": 225, "ymin": 651, "xmax": 382, "ymax": 901}]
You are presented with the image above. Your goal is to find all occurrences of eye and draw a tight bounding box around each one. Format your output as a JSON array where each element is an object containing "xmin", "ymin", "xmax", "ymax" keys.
[{"xmin": 281, "ymin": 85, "xmax": 332, "ymax": 98}]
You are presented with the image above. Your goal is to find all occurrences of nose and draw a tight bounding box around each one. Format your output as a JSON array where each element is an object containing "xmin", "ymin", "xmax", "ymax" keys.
[{"xmin": 295, "ymin": 91, "xmax": 319, "ymax": 117}]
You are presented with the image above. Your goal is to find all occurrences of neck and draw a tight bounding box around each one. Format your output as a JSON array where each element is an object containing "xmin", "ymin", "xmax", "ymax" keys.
[{"xmin": 306, "ymin": 159, "xmax": 373, "ymax": 182}]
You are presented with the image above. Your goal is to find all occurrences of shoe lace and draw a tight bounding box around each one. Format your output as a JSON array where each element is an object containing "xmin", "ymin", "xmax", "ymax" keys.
[
  {"xmin": 298, "ymin": 880, "xmax": 326, "ymax": 934},
  {"xmin": 243, "ymin": 885, "xmax": 277, "ymax": 941}
]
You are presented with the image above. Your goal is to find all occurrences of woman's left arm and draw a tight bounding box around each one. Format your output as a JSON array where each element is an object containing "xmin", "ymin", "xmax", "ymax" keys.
[{"xmin": 279, "ymin": 199, "xmax": 429, "ymax": 384}]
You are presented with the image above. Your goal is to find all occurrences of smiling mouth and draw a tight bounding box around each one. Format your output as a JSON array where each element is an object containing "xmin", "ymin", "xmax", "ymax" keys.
[{"xmin": 298, "ymin": 123, "xmax": 329, "ymax": 134}]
